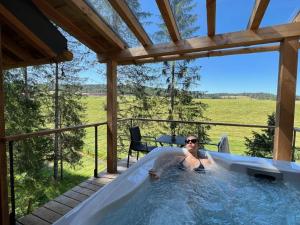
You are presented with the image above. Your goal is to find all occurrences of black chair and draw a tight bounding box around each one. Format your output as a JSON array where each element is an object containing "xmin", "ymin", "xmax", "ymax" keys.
[{"xmin": 127, "ymin": 126, "xmax": 157, "ymax": 167}]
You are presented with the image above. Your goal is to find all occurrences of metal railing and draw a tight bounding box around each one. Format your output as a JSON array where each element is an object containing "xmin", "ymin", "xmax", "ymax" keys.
[
  {"xmin": 4, "ymin": 117, "xmax": 300, "ymax": 224},
  {"xmin": 4, "ymin": 121, "xmax": 107, "ymax": 225}
]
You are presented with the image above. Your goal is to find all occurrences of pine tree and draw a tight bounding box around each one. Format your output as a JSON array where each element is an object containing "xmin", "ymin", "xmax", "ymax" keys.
[
  {"xmin": 5, "ymin": 69, "xmax": 53, "ymax": 177},
  {"xmin": 155, "ymin": 0, "xmax": 210, "ymax": 142},
  {"xmin": 245, "ymin": 113, "xmax": 275, "ymax": 158}
]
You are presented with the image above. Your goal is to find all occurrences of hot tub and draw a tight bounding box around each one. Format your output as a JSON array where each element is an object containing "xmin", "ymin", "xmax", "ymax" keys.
[{"xmin": 54, "ymin": 147, "xmax": 300, "ymax": 225}]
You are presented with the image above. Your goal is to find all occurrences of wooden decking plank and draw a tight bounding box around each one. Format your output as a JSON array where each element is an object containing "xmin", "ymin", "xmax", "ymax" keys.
[
  {"xmin": 17, "ymin": 159, "xmax": 130, "ymax": 225},
  {"xmin": 63, "ymin": 190, "xmax": 89, "ymax": 202},
  {"xmin": 79, "ymin": 181, "xmax": 102, "ymax": 191},
  {"xmin": 54, "ymin": 195, "xmax": 80, "ymax": 208},
  {"xmin": 32, "ymin": 207, "xmax": 62, "ymax": 224},
  {"xmin": 72, "ymin": 185, "xmax": 95, "ymax": 196},
  {"xmin": 89, "ymin": 177, "xmax": 115, "ymax": 186},
  {"xmin": 43, "ymin": 200, "xmax": 72, "ymax": 215},
  {"xmin": 18, "ymin": 214, "xmax": 51, "ymax": 225},
  {"xmin": 85, "ymin": 179, "xmax": 106, "ymax": 188},
  {"xmin": 96, "ymin": 173, "xmax": 119, "ymax": 179}
]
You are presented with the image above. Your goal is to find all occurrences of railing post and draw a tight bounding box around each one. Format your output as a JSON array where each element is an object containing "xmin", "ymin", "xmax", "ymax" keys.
[
  {"xmin": 60, "ymin": 134, "xmax": 63, "ymax": 180},
  {"xmin": 94, "ymin": 126, "xmax": 98, "ymax": 177},
  {"xmin": 8, "ymin": 141, "xmax": 15, "ymax": 225},
  {"xmin": 292, "ymin": 129, "xmax": 297, "ymax": 161}
]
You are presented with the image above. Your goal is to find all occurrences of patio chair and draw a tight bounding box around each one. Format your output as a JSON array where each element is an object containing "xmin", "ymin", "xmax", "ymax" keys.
[
  {"xmin": 217, "ymin": 135, "xmax": 230, "ymax": 153},
  {"xmin": 127, "ymin": 126, "xmax": 157, "ymax": 167}
]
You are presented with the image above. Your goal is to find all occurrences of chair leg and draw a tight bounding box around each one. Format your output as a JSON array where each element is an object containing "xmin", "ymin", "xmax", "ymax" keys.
[
  {"xmin": 137, "ymin": 151, "xmax": 139, "ymax": 161},
  {"xmin": 127, "ymin": 149, "xmax": 131, "ymax": 168}
]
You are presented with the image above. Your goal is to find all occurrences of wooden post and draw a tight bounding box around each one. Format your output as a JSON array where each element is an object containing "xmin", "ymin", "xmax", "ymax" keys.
[
  {"xmin": 107, "ymin": 60, "xmax": 118, "ymax": 173},
  {"xmin": 273, "ymin": 37, "xmax": 299, "ymax": 161},
  {"xmin": 0, "ymin": 25, "xmax": 10, "ymax": 225}
]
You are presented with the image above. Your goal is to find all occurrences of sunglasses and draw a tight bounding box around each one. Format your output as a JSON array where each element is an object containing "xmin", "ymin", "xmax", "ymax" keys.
[{"xmin": 185, "ymin": 139, "xmax": 198, "ymax": 144}]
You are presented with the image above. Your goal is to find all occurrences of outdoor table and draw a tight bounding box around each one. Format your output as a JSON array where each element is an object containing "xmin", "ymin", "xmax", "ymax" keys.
[{"xmin": 156, "ymin": 135, "xmax": 186, "ymax": 146}]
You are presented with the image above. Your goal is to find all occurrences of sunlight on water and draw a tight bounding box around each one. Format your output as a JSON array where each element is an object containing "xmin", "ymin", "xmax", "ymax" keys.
[{"xmin": 99, "ymin": 165, "xmax": 300, "ymax": 225}]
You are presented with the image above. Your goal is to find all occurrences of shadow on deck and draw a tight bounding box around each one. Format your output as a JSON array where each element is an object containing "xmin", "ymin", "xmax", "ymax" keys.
[{"xmin": 17, "ymin": 158, "xmax": 136, "ymax": 225}]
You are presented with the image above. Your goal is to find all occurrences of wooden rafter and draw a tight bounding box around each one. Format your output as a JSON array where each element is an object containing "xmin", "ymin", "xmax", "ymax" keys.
[
  {"xmin": 101, "ymin": 22, "xmax": 300, "ymax": 63},
  {"xmin": 107, "ymin": 0, "xmax": 152, "ymax": 47},
  {"xmin": 3, "ymin": 51, "xmax": 73, "ymax": 70},
  {"xmin": 292, "ymin": 10, "xmax": 300, "ymax": 22},
  {"xmin": 32, "ymin": 0, "xmax": 107, "ymax": 53},
  {"xmin": 156, "ymin": 0, "xmax": 181, "ymax": 42},
  {"xmin": 0, "ymin": 4, "xmax": 57, "ymax": 58},
  {"xmin": 247, "ymin": 0, "xmax": 270, "ymax": 30},
  {"xmin": 117, "ymin": 45, "xmax": 284, "ymax": 65},
  {"xmin": 68, "ymin": 0, "xmax": 127, "ymax": 50},
  {"xmin": 206, "ymin": 0, "xmax": 216, "ymax": 36},
  {"xmin": 2, "ymin": 34, "xmax": 33, "ymax": 61}
]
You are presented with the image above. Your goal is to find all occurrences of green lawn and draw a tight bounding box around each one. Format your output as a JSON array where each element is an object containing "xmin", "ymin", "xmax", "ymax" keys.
[{"xmin": 82, "ymin": 96, "xmax": 300, "ymax": 156}]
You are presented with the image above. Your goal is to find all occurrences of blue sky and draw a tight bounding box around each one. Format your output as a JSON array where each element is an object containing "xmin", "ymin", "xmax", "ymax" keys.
[{"xmin": 80, "ymin": 0, "xmax": 300, "ymax": 94}]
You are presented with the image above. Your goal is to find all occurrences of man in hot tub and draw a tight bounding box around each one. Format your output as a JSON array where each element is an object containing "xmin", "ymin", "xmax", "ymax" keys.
[{"xmin": 149, "ymin": 135, "xmax": 212, "ymax": 179}]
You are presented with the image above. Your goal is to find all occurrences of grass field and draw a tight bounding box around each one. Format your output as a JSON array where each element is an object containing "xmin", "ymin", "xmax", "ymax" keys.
[{"xmin": 82, "ymin": 96, "xmax": 300, "ymax": 156}]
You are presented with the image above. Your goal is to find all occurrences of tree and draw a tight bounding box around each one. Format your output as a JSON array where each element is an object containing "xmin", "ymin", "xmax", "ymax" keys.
[
  {"xmin": 4, "ymin": 69, "xmax": 53, "ymax": 177},
  {"xmin": 245, "ymin": 113, "xmax": 275, "ymax": 158},
  {"xmin": 47, "ymin": 35, "xmax": 88, "ymax": 179},
  {"xmin": 154, "ymin": 0, "xmax": 210, "ymax": 142}
]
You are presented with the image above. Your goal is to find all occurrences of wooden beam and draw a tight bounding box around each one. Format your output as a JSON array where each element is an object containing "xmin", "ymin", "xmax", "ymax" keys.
[
  {"xmin": 273, "ymin": 37, "xmax": 299, "ymax": 161},
  {"xmin": 107, "ymin": 60, "xmax": 118, "ymax": 173},
  {"xmin": 206, "ymin": 0, "xmax": 216, "ymax": 36},
  {"xmin": 292, "ymin": 10, "xmax": 300, "ymax": 23},
  {"xmin": 247, "ymin": 0, "xmax": 270, "ymax": 30},
  {"xmin": 0, "ymin": 4, "xmax": 57, "ymax": 58},
  {"xmin": 3, "ymin": 51, "xmax": 73, "ymax": 70},
  {"xmin": 0, "ymin": 25, "xmax": 10, "ymax": 225},
  {"xmin": 32, "ymin": 0, "xmax": 107, "ymax": 53},
  {"xmin": 2, "ymin": 34, "xmax": 33, "ymax": 61},
  {"xmin": 156, "ymin": 0, "xmax": 181, "ymax": 42},
  {"xmin": 101, "ymin": 22, "xmax": 300, "ymax": 63},
  {"xmin": 117, "ymin": 45, "xmax": 282, "ymax": 65},
  {"xmin": 107, "ymin": 0, "xmax": 152, "ymax": 47},
  {"xmin": 68, "ymin": 0, "xmax": 127, "ymax": 50}
]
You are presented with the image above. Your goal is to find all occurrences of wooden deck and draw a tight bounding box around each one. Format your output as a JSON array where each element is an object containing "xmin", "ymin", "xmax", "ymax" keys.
[{"xmin": 17, "ymin": 159, "xmax": 135, "ymax": 225}]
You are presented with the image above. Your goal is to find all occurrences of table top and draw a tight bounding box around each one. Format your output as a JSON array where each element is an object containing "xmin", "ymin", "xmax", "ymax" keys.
[{"xmin": 156, "ymin": 135, "xmax": 186, "ymax": 146}]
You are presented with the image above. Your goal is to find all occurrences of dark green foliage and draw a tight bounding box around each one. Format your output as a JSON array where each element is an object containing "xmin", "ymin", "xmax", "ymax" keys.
[
  {"xmin": 245, "ymin": 113, "xmax": 275, "ymax": 158},
  {"xmin": 5, "ymin": 70, "xmax": 52, "ymax": 177}
]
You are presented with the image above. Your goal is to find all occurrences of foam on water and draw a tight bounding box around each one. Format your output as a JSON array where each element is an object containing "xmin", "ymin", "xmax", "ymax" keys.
[{"xmin": 99, "ymin": 165, "xmax": 300, "ymax": 225}]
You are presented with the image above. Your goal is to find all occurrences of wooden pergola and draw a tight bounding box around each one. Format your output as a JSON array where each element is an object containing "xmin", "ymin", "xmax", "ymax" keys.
[{"xmin": 0, "ymin": 0, "xmax": 300, "ymax": 224}]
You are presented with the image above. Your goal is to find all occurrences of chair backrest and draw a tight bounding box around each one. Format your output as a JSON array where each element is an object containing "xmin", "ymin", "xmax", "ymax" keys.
[
  {"xmin": 218, "ymin": 135, "xmax": 230, "ymax": 153},
  {"xmin": 129, "ymin": 126, "xmax": 142, "ymax": 142}
]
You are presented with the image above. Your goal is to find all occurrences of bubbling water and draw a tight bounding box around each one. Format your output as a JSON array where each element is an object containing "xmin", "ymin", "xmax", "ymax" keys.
[{"xmin": 99, "ymin": 165, "xmax": 300, "ymax": 225}]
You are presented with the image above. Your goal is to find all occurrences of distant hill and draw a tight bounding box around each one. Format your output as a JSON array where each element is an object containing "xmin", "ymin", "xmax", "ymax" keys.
[
  {"xmin": 202, "ymin": 92, "xmax": 277, "ymax": 100},
  {"xmin": 81, "ymin": 84, "xmax": 300, "ymax": 100}
]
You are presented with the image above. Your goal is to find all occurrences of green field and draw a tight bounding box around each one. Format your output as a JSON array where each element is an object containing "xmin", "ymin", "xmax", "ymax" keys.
[{"xmin": 82, "ymin": 96, "xmax": 300, "ymax": 156}]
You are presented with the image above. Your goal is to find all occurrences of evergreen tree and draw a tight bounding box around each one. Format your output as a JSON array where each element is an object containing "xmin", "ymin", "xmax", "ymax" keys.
[
  {"xmin": 46, "ymin": 35, "xmax": 88, "ymax": 179},
  {"xmin": 155, "ymin": 0, "xmax": 210, "ymax": 142},
  {"xmin": 245, "ymin": 113, "xmax": 275, "ymax": 158},
  {"xmin": 5, "ymin": 69, "xmax": 52, "ymax": 177}
]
